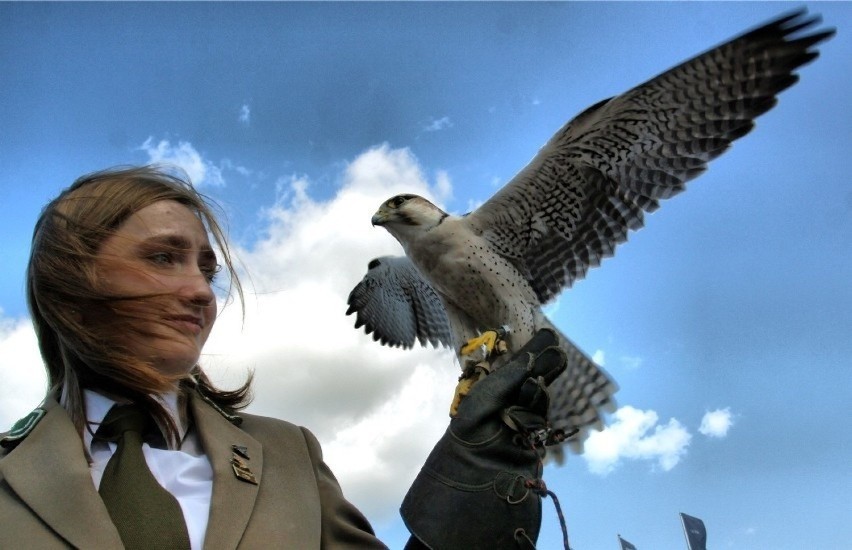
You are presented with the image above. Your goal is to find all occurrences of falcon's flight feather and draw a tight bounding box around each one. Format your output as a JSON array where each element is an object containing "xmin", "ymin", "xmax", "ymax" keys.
[{"xmin": 347, "ymin": 10, "xmax": 834, "ymax": 452}]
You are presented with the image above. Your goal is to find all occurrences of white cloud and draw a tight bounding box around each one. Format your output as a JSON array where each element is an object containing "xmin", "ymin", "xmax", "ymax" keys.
[
  {"xmin": 239, "ymin": 104, "xmax": 251, "ymax": 125},
  {"xmin": 592, "ymin": 349, "xmax": 606, "ymax": 366},
  {"xmin": 0, "ymin": 313, "xmax": 47, "ymax": 429},
  {"xmin": 583, "ymin": 405, "xmax": 692, "ymax": 475},
  {"xmin": 699, "ymin": 407, "xmax": 734, "ymax": 438},
  {"xmin": 434, "ymin": 170, "xmax": 452, "ymax": 203},
  {"xmin": 423, "ymin": 116, "xmax": 452, "ymax": 132},
  {"xmin": 221, "ymin": 158, "xmax": 252, "ymax": 177},
  {"xmin": 139, "ymin": 137, "xmax": 226, "ymax": 187}
]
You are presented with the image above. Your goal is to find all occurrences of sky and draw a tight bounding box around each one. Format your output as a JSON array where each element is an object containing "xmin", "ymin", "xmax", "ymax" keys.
[{"xmin": 1, "ymin": 2, "xmax": 850, "ymax": 548}]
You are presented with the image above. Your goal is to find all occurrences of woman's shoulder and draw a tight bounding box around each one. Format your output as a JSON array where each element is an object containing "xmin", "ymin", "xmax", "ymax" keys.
[
  {"xmin": 234, "ymin": 410, "xmax": 317, "ymax": 445},
  {"xmin": 191, "ymin": 391, "xmax": 309, "ymax": 436},
  {"xmin": 233, "ymin": 411, "xmax": 328, "ymax": 467},
  {"xmin": 190, "ymin": 392, "xmax": 322, "ymax": 458},
  {"xmin": 237, "ymin": 410, "xmax": 301, "ymax": 431}
]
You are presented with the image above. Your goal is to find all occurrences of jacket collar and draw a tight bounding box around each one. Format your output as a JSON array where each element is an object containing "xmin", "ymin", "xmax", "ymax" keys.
[
  {"xmin": 0, "ymin": 393, "xmax": 264, "ymax": 550},
  {"xmin": 0, "ymin": 398, "xmax": 124, "ymax": 548},
  {"xmin": 189, "ymin": 392, "xmax": 263, "ymax": 550}
]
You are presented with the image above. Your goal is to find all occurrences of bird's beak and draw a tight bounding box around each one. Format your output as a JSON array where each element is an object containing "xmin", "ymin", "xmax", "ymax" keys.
[{"xmin": 371, "ymin": 207, "xmax": 389, "ymax": 226}]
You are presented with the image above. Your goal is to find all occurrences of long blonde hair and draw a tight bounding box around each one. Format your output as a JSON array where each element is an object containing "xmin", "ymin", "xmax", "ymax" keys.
[{"xmin": 27, "ymin": 165, "xmax": 252, "ymax": 445}]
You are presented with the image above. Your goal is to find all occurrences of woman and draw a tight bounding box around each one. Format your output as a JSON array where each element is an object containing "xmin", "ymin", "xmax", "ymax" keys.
[{"xmin": 0, "ymin": 166, "xmax": 566, "ymax": 549}]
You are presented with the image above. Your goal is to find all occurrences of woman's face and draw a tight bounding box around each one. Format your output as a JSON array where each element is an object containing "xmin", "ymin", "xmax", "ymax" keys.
[{"xmin": 94, "ymin": 199, "xmax": 219, "ymax": 377}]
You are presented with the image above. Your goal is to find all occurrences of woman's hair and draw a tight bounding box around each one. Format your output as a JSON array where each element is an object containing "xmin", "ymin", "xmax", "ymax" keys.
[{"xmin": 27, "ymin": 165, "xmax": 252, "ymax": 445}]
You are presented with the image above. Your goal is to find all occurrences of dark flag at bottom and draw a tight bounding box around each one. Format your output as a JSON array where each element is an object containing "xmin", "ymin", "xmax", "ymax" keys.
[
  {"xmin": 618, "ymin": 535, "xmax": 637, "ymax": 550},
  {"xmin": 680, "ymin": 513, "xmax": 707, "ymax": 550}
]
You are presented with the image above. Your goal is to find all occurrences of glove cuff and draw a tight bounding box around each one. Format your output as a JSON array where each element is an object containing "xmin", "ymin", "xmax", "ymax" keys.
[{"xmin": 400, "ymin": 465, "xmax": 542, "ymax": 550}]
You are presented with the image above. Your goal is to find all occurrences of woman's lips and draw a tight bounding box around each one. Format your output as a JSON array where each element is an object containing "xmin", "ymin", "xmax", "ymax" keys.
[{"xmin": 166, "ymin": 314, "xmax": 203, "ymax": 335}]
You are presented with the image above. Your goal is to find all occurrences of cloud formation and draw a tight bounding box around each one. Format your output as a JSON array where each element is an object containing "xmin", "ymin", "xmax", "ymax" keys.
[
  {"xmin": 139, "ymin": 137, "xmax": 226, "ymax": 187},
  {"xmin": 0, "ymin": 313, "xmax": 46, "ymax": 428},
  {"xmin": 583, "ymin": 405, "xmax": 692, "ymax": 474},
  {"xmin": 239, "ymin": 104, "xmax": 251, "ymax": 125},
  {"xmin": 423, "ymin": 116, "xmax": 452, "ymax": 132},
  {"xmin": 699, "ymin": 407, "xmax": 734, "ymax": 438}
]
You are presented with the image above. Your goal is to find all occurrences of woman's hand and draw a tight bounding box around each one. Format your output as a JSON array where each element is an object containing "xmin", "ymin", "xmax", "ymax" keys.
[{"xmin": 401, "ymin": 329, "xmax": 567, "ymax": 549}]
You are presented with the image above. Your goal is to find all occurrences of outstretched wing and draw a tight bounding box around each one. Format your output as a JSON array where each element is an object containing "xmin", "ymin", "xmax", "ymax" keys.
[
  {"xmin": 346, "ymin": 256, "xmax": 453, "ymax": 349},
  {"xmin": 465, "ymin": 9, "xmax": 834, "ymax": 304}
]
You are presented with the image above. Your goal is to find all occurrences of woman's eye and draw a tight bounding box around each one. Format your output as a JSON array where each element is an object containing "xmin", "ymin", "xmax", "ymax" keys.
[
  {"xmin": 202, "ymin": 263, "xmax": 222, "ymax": 283},
  {"xmin": 149, "ymin": 252, "xmax": 174, "ymax": 265}
]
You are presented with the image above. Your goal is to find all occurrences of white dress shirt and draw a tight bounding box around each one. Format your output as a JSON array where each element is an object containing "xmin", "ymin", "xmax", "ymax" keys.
[{"xmin": 83, "ymin": 390, "xmax": 213, "ymax": 550}]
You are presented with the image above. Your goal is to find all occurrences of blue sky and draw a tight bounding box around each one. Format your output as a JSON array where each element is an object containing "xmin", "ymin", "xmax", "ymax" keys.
[{"xmin": 1, "ymin": 2, "xmax": 850, "ymax": 548}]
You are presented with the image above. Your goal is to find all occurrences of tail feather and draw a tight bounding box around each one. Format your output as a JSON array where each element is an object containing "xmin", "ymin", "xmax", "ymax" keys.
[{"xmin": 538, "ymin": 317, "xmax": 618, "ymax": 454}]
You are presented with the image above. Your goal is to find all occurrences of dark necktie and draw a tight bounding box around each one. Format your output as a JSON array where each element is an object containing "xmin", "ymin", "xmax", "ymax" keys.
[{"xmin": 96, "ymin": 405, "xmax": 191, "ymax": 550}]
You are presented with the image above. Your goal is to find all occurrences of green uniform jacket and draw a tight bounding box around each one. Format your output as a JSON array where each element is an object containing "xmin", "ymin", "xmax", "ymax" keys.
[{"xmin": 0, "ymin": 394, "xmax": 388, "ymax": 549}]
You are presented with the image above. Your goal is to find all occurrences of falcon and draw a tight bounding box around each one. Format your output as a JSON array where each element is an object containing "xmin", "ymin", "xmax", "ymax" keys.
[{"xmin": 347, "ymin": 10, "xmax": 833, "ymax": 450}]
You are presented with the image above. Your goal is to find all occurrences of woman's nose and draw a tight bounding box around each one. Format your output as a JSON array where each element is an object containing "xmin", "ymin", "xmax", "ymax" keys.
[{"xmin": 181, "ymin": 269, "xmax": 215, "ymax": 306}]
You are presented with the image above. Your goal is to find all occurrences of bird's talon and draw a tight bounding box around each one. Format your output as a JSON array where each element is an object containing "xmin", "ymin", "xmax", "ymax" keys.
[
  {"xmin": 460, "ymin": 327, "xmax": 512, "ymax": 358},
  {"xmin": 494, "ymin": 339, "xmax": 508, "ymax": 355},
  {"xmin": 459, "ymin": 330, "xmax": 500, "ymax": 357},
  {"xmin": 449, "ymin": 361, "xmax": 492, "ymax": 416}
]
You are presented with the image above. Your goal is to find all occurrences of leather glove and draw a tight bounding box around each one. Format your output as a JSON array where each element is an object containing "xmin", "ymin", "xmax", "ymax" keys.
[{"xmin": 400, "ymin": 329, "xmax": 567, "ymax": 549}]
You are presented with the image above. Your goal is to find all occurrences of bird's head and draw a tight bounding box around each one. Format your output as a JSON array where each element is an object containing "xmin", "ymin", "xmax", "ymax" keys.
[{"xmin": 372, "ymin": 194, "xmax": 448, "ymax": 244}]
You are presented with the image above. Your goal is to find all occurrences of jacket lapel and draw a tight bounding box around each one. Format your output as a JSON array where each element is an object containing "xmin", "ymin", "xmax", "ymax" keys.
[
  {"xmin": 0, "ymin": 399, "xmax": 123, "ymax": 548},
  {"xmin": 190, "ymin": 394, "xmax": 263, "ymax": 550}
]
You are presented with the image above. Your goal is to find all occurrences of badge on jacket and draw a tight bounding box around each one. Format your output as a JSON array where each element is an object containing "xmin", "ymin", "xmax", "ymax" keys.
[{"xmin": 1, "ymin": 407, "xmax": 46, "ymax": 449}]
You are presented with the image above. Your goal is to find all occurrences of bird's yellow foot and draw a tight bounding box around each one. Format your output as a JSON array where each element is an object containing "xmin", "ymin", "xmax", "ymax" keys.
[
  {"xmin": 451, "ymin": 327, "xmax": 511, "ymax": 416},
  {"xmin": 459, "ymin": 326, "xmax": 510, "ymax": 358},
  {"xmin": 449, "ymin": 362, "xmax": 492, "ymax": 417}
]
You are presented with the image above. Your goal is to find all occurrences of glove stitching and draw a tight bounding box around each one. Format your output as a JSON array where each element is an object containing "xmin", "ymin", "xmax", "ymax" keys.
[
  {"xmin": 448, "ymin": 426, "xmax": 503, "ymax": 447},
  {"xmin": 421, "ymin": 468, "xmax": 494, "ymax": 492}
]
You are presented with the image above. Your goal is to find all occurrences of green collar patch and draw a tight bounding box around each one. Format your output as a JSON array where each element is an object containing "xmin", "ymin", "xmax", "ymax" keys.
[
  {"xmin": 1, "ymin": 407, "xmax": 46, "ymax": 449},
  {"xmin": 194, "ymin": 389, "xmax": 243, "ymax": 426}
]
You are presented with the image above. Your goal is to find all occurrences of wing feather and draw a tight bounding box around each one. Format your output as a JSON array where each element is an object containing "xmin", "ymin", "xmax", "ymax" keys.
[
  {"xmin": 465, "ymin": 9, "xmax": 833, "ymax": 304},
  {"xmin": 346, "ymin": 256, "xmax": 453, "ymax": 349}
]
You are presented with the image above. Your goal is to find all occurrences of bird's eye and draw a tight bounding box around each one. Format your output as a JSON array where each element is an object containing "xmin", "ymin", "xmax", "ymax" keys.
[{"xmin": 390, "ymin": 196, "xmax": 406, "ymax": 207}]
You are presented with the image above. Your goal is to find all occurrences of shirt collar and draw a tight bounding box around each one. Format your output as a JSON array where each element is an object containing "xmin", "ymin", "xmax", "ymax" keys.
[{"xmin": 83, "ymin": 389, "xmax": 188, "ymax": 451}]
